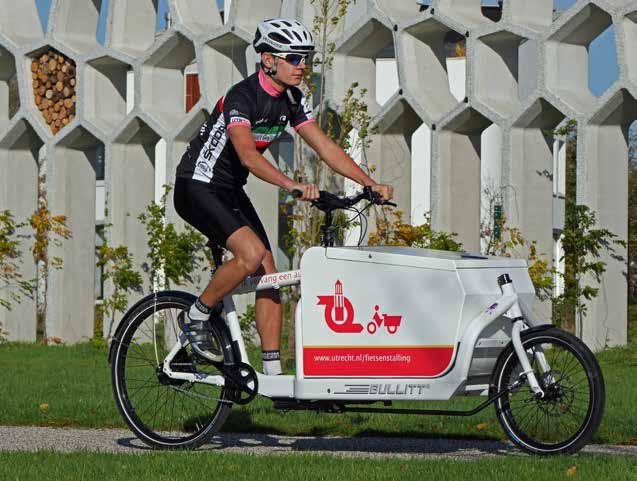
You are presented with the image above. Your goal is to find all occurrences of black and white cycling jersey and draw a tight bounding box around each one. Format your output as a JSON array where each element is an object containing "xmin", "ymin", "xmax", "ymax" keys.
[{"xmin": 176, "ymin": 70, "xmax": 315, "ymax": 188}]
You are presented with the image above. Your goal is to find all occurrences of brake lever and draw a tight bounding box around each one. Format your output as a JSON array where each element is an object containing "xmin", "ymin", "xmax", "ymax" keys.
[{"xmin": 364, "ymin": 187, "xmax": 396, "ymax": 208}]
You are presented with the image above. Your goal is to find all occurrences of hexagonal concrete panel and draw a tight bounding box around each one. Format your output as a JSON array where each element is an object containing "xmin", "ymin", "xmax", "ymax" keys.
[
  {"xmin": 140, "ymin": 32, "xmax": 196, "ymax": 132},
  {"xmin": 436, "ymin": 107, "xmax": 494, "ymax": 251},
  {"xmin": 399, "ymin": 17, "xmax": 466, "ymax": 121},
  {"xmin": 545, "ymin": 3, "xmax": 616, "ymax": 113},
  {"xmin": 582, "ymin": 88, "xmax": 637, "ymax": 348},
  {"xmin": 171, "ymin": 0, "xmax": 223, "ymax": 36},
  {"xmin": 508, "ymin": 0, "xmax": 554, "ymax": 32},
  {"xmin": 47, "ymin": 125, "xmax": 104, "ymax": 343},
  {"xmin": 107, "ymin": 0, "xmax": 158, "ymax": 58},
  {"xmin": 0, "ymin": 44, "xmax": 19, "ymax": 133},
  {"xmin": 0, "ymin": 118, "xmax": 43, "ymax": 342},
  {"xmin": 508, "ymin": 98, "xmax": 566, "ymax": 265},
  {"xmin": 231, "ymin": 0, "xmax": 282, "ymax": 36},
  {"xmin": 83, "ymin": 55, "xmax": 132, "ymax": 134},
  {"xmin": 474, "ymin": 30, "xmax": 537, "ymax": 118},
  {"xmin": 375, "ymin": 1, "xmax": 427, "ymax": 24},
  {"xmin": 50, "ymin": 0, "xmax": 102, "ymax": 55},
  {"xmin": 201, "ymin": 30, "xmax": 250, "ymax": 103},
  {"xmin": 110, "ymin": 116, "xmax": 161, "ymax": 293},
  {"xmin": 332, "ymin": 17, "xmax": 397, "ymax": 117},
  {"xmin": 367, "ymin": 97, "xmax": 427, "ymax": 225},
  {"xmin": 0, "ymin": 0, "xmax": 43, "ymax": 46},
  {"xmin": 437, "ymin": 0, "xmax": 495, "ymax": 28},
  {"xmin": 625, "ymin": 9, "xmax": 637, "ymax": 85}
]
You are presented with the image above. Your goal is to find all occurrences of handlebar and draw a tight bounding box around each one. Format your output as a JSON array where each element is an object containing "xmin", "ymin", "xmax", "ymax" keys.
[{"xmin": 291, "ymin": 186, "xmax": 396, "ymax": 212}]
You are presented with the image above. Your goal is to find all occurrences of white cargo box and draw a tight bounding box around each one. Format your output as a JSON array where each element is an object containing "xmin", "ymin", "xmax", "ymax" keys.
[{"xmin": 299, "ymin": 246, "xmax": 536, "ymax": 378}]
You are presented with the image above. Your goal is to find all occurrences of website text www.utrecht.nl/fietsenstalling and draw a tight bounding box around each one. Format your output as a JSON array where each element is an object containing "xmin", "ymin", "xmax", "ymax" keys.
[{"xmin": 313, "ymin": 353, "xmax": 412, "ymax": 364}]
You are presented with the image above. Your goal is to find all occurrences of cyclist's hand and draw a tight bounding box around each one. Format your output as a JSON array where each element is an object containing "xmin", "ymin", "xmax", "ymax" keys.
[
  {"xmin": 289, "ymin": 183, "xmax": 320, "ymax": 201},
  {"xmin": 370, "ymin": 183, "xmax": 394, "ymax": 202}
]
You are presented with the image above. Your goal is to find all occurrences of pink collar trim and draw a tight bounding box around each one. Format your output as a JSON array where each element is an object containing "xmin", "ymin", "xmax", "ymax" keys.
[{"xmin": 259, "ymin": 69, "xmax": 285, "ymax": 98}]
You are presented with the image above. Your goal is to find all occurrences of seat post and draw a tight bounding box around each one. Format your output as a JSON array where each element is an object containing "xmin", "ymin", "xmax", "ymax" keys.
[{"xmin": 207, "ymin": 240, "xmax": 225, "ymax": 268}]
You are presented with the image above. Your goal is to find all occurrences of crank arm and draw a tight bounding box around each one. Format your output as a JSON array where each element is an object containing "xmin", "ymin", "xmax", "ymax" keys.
[{"xmin": 160, "ymin": 334, "xmax": 226, "ymax": 387}]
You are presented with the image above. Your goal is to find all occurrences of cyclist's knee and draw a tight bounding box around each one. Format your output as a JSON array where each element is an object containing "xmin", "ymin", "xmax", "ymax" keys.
[{"xmin": 236, "ymin": 245, "xmax": 267, "ymax": 274}]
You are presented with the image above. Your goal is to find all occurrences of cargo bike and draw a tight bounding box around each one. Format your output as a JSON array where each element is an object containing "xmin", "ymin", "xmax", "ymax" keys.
[{"xmin": 109, "ymin": 187, "xmax": 605, "ymax": 455}]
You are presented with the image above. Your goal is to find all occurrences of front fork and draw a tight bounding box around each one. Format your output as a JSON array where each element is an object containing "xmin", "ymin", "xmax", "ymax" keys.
[{"xmin": 499, "ymin": 275, "xmax": 547, "ymax": 398}]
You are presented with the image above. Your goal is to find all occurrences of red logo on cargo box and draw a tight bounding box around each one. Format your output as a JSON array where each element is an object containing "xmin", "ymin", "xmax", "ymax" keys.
[
  {"xmin": 317, "ymin": 280, "xmax": 363, "ymax": 333},
  {"xmin": 366, "ymin": 305, "xmax": 402, "ymax": 335}
]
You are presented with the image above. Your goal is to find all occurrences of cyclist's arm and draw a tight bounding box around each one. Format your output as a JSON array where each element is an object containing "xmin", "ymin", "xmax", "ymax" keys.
[
  {"xmin": 228, "ymin": 125, "xmax": 295, "ymax": 191},
  {"xmin": 297, "ymin": 121, "xmax": 376, "ymax": 187}
]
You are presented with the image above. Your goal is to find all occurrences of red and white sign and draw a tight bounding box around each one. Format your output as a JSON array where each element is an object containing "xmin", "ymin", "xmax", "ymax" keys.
[{"xmin": 303, "ymin": 346, "xmax": 454, "ymax": 377}]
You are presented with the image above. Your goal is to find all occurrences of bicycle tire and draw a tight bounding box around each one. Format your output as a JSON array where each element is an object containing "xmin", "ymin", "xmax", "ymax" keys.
[
  {"xmin": 492, "ymin": 326, "xmax": 605, "ymax": 455},
  {"xmin": 111, "ymin": 291, "xmax": 234, "ymax": 450}
]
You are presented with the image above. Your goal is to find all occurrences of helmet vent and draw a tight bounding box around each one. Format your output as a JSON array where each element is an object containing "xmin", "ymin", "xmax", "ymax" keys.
[{"xmin": 269, "ymin": 32, "xmax": 290, "ymax": 44}]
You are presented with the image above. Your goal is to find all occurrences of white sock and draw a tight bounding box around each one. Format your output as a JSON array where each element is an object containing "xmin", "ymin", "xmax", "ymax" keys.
[
  {"xmin": 263, "ymin": 350, "xmax": 282, "ymax": 375},
  {"xmin": 188, "ymin": 298, "xmax": 212, "ymax": 321}
]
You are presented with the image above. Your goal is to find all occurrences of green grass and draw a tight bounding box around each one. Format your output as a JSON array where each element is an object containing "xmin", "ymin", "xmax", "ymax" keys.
[
  {"xmin": 0, "ymin": 452, "xmax": 635, "ymax": 481},
  {"xmin": 0, "ymin": 340, "xmax": 636, "ymax": 445}
]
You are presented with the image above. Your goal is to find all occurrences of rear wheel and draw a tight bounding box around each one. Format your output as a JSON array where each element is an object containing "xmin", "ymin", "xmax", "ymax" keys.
[
  {"xmin": 111, "ymin": 292, "xmax": 233, "ymax": 450},
  {"xmin": 492, "ymin": 327, "xmax": 605, "ymax": 455}
]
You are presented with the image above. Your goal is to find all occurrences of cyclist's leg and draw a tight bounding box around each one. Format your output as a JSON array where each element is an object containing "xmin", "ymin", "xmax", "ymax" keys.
[
  {"xmin": 253, "ymin": 250, "xmax": 281, "ymax": 351},
  {"xmin": 253, "ymin": 251, "xmax": 283, "ymax": 374},
  {"xmin": 198, "ymin": 227, "xmax": 266, "ymax": 308},
  {"xmin": 231, "ymin": 189, "xmax": 282, "ymax": 373}
]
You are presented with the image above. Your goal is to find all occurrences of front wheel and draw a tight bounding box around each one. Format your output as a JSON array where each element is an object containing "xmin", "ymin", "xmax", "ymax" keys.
[
  {"xmin": 111, "ymin": 291, "xmax": 234, "ymax": 450},
  {"xmin": 492, "ymin": 327, "xmax": 605, "ymax": 455}
]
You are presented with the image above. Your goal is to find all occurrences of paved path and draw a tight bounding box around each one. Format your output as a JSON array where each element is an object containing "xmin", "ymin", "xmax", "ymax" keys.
[{"xmin": 0, "ymin": 426, "xmax": 636, "ymax": 459}]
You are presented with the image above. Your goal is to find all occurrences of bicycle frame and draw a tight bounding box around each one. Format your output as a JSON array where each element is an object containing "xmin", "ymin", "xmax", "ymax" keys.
[{"xmin": 160, "ymin": 266, "xmax": 549, "ymax": 400}]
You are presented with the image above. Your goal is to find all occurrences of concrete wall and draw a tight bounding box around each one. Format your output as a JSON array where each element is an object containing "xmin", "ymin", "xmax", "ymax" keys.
[{"xmin": 0, "ymin": 0, "xmax": 635, "ymax": 349}]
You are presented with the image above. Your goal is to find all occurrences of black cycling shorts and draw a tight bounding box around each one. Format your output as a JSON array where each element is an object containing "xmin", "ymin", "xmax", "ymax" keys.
[{"xmin": 173, "ymin": 178, "xmax": 271, "ymax": 251}]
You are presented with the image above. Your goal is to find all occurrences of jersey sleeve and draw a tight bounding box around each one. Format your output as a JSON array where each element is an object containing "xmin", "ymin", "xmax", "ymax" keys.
[
  {"xmin": 288, "ymin": 88, "xmax": 316, "ymax": 131},
  {"xmin": 223, "ymin": 86, "xmax": 255, "ymax": 130}
]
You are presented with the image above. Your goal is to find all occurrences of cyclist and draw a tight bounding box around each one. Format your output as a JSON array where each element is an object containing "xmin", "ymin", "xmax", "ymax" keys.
[{"xmin": 173, "ymin": 18, "xmax": 393, "ymax": 375}]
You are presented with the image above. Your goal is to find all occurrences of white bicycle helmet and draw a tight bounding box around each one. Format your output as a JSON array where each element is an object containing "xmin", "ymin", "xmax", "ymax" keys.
[{"xmin": 253, "ymin": 18, "xmax": 315, "ymax": 54}]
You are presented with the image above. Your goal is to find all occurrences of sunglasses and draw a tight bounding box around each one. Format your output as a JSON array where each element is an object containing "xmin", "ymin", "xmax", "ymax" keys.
[{"xmin": 270, "ymin": 52, "xmax": 312, "ymax": 67}]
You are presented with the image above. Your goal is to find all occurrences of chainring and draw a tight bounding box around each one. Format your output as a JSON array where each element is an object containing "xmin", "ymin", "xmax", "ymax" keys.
[{"xmin": 223, "ymin": 362, "xmax": 259, "ymax": 405}]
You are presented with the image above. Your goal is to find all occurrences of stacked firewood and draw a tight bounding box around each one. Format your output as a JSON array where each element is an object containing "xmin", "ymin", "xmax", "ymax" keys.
[{"xmin": 31, "ymin": 50, "xmax": 76, "ymax": 135}]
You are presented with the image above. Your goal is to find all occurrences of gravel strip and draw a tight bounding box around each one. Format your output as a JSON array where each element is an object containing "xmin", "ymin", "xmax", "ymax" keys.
[{"xmin": 0, "ymin": 426, "xmax": 635, "ymax": 460}]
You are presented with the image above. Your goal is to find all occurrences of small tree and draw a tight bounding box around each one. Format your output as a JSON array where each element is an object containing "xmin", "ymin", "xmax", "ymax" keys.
[
  {"xmin": 548, "ymin": 120, "xmax": 626, "ymax": 336},
  {"xmin": 368, "ymin": 209, "xmax": 463, "ymax": 252},
  {"xmin": 554, "ymin": 203, "xmax": 625, "ymax": 336},
  {"xmin": 138, "ymin": 184, "xmax": 211, "ymax": 291},
  {"xmin": 96, "ymin": 227, "xmax": 143, "ymax": 342},
  {"xmin": 29, "ymin": 171, "xmax": 72, "ymax": 340},
  {"xmin": 480, "ymin": 186, "xmax": 554, "ymax": 300},
  {"xmin": 0, "ymin": 210, "xmax": 35, "ymax": 342},
  {"xmin": 238, "ymin": 303, "xmax": 258, "ymax": 348}
]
